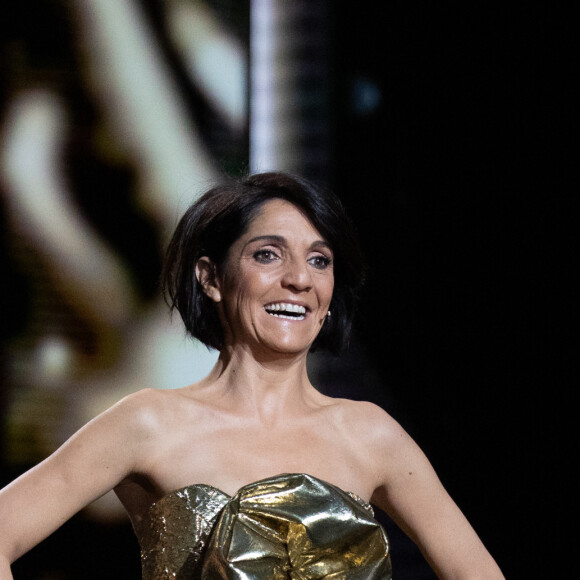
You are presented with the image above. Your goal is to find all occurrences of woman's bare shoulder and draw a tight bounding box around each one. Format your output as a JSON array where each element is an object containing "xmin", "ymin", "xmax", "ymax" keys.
[
  {"xmin": 103, "ymin": 388, "xmax": 165, "ymax": 426},
  {"xmin": 84, "ymin": 388, "xmax": 187, "ymax": 451},
  {"xmin": 106, "ymin": 386, "xmax": 204, "ymax": 433},
  {"xmin": 323, "ymin": 397, "xmax": 408, "ymax": 446},
  {"xmin": 326, "ymin": 396, "xmax": 400, "ymax": 426},
  {"xmin": 98, "ymin": 387, "xmax": 211, "ymax": 476}
]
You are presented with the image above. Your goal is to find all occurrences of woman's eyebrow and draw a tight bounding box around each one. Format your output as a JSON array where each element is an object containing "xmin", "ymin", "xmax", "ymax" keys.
[
  {"xmin": 310, "ymin": 240, "xmax": 333, "ymax": 253},
  {"xmin": 247, "ymin": 235, "xmax": 285, "ymax": 245},
  {"xmin": 247, "ymin": 235, "xmax": 331, "ymax": 253}
]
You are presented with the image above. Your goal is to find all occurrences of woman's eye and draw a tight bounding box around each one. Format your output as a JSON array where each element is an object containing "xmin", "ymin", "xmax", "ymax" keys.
[
  {"xmin": 308, "ymin": 255, "xmax": 332, "ymax": 269},
  {"xmin": 253, "ymin": 249, "xmax": 279, "ymax": 263}
]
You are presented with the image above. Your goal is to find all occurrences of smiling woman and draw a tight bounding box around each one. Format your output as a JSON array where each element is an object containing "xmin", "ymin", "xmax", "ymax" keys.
[
  {"xmin": 162, "ymin": 171, "xmax": 364, "ymax": 354},
  {"xmin": 203, "ymin": 199, "xmax": 335, "ymax": 355},
  {"xmin": 0, "ymin": 172, "xmax": 504, "ymax": 579}
]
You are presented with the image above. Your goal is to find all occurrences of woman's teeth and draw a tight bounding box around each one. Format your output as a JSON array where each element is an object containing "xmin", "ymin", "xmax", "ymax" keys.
[{"xmin": 265, "ymin": 303, "xmax": 306, "ymax": 320}]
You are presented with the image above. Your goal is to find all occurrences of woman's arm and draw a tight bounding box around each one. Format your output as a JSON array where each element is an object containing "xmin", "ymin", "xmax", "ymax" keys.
[
  {"xmin": 368, "ymin": 407, "xmax": 504, "ymax": 579},
  {"xmin": 0, "ymin": 390, "xmax": 154, "ymax": 569},
  {"xmin": 0, "ymin": 555, "xmax": 13, "ymax": 580}
]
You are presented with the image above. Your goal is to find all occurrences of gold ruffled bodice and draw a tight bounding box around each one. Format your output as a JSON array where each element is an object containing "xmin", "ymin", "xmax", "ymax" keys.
[{"xmin": 138, "ymin": 473, "xmax": 392, "ymax": 579}]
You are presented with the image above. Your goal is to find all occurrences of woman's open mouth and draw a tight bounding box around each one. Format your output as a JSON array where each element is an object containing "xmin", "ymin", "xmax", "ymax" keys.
[{"xmin": 264, "ymin": 302, "xmax": 307, "ymax": 321}]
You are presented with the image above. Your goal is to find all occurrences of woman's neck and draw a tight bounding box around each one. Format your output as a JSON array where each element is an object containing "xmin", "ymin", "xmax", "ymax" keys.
[{"xmin": 200, "ymin": 345, "xmax": 321, "ymax": 421}]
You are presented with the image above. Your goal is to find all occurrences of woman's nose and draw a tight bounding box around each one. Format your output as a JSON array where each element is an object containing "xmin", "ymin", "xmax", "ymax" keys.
[{"xmin": 281, "ymin": 259, "xmax": 312, "ymax": 292}]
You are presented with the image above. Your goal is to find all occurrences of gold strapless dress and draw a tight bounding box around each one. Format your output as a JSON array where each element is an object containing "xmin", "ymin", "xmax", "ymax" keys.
[{"xmin": 138, "ymin": 473, "xmax": 392, "ymax": 579}]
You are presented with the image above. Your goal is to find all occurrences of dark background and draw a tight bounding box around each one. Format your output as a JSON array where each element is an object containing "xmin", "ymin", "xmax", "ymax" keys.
[{"xmin": 2, "ymin": 1, "xmax": 573, "ymax": 578}]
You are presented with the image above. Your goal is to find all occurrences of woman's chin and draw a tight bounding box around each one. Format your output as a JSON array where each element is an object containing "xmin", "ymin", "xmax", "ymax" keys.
[
  {"xmin": 260, "ymin": 342, "xmax": 310, "ymax": 358},
  {"xmin": 226, "ymin": 320, "xmax": 322, "ymax": 358}
]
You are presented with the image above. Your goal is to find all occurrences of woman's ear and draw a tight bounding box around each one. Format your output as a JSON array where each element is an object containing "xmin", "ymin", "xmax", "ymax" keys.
[{"xmin": 195, "ymin": 257, "xmax": 222, "ymax": 302}]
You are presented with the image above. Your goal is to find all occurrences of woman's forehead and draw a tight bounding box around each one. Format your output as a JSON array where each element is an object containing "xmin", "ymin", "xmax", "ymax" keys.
[{"xmin": 244, "ymin": 198, "xmax": 324, "ymax": 239}]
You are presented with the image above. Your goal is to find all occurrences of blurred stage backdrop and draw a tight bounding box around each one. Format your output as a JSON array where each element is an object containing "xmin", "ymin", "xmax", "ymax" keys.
[{"xmin": 1, "ymin": 1, "xmax": 570, "ymax": 578}]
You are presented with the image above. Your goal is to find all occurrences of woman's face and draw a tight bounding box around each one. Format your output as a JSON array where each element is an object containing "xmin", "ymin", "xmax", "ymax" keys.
[{"xmin": 214, "ymin": 199, "xmax": 334, "ymax": 356}]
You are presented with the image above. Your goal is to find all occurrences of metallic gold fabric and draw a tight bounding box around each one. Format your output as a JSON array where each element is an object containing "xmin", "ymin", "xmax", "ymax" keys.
[{"xmin": 138, "ymin": 473, "xmax": 392, "ymax": 579}]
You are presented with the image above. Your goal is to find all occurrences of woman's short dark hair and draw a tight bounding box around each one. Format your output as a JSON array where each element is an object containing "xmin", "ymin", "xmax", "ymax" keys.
[{"xmin": 161, "ymin": 171, "xmax": 365, "ymax": 354}]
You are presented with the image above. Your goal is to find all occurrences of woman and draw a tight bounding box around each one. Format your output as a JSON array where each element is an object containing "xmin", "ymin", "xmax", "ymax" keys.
[{"xmin": 0, "ymin": 172, "xmax": 503, "ymax": 579}]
